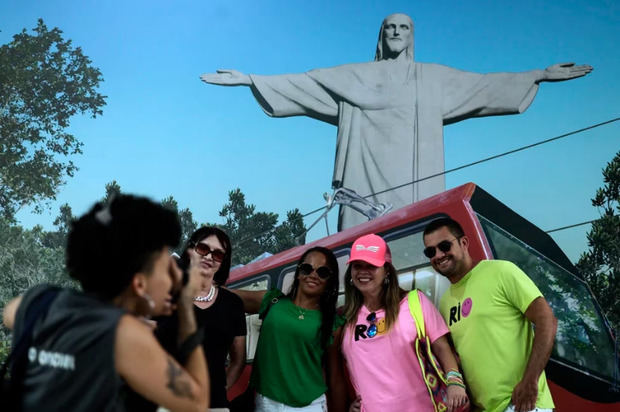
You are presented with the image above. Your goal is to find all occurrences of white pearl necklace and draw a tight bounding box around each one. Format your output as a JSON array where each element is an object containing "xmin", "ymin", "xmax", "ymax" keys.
[{"xmin": 193, "ymin": 285, "xmax": 215, "ymax": 302}]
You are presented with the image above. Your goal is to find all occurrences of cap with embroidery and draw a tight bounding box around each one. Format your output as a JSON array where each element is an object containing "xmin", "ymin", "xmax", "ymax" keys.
[{"xmin": 347, "ymin": 233, "xmax": 391, "ymax": 267}]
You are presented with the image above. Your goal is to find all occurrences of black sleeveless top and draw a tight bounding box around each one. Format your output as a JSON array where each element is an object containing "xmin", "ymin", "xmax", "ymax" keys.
[{"xmin": 13, "ymin": 284, "xmax": 126, "ymax": 411}]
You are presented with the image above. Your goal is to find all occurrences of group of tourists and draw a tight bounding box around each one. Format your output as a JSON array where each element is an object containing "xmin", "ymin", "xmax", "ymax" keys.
[{"xmin": 2, "ymin": 194, "xmax": 557, "ymax": 412}]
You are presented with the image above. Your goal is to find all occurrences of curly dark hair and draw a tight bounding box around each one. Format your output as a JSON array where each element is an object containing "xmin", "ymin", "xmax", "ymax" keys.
[{"xmin": 66, "ymin": 194, "xmax": 181, "ymax": 300}]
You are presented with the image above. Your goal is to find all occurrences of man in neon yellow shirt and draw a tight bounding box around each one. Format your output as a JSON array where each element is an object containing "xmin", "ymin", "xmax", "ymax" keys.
[{"xmin": 422, "ymin": 217, "xmax": 557, "ymax": 412}]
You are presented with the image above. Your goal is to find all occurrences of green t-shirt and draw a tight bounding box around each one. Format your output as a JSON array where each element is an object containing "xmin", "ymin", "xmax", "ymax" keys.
[
  {"xmin": 439, "ymin": 260, "xmax": 554, "ymax": 412},
  {"xmin": 250, "ymin": 289, "xmax": 328, "ymax": 407}
]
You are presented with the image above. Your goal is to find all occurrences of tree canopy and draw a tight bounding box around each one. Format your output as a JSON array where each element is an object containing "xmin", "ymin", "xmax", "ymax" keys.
[
  {"xmin": 0, "ymin": 19, "xmax": 106, "ymax": 221},
  {"xmin": 212, "ymin": 188, "xmax": 306, "ymax": 265},
  {"xmin": 577, "ymin": 150, "xmax": 620, "ymax": 332}
]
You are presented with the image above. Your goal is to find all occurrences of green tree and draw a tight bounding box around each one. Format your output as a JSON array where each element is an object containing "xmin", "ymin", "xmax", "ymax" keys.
[
  {"xmin": 0, "ymin": 19, "xmax": 106, "ymax": 221},
  {"xmin": 102, "ymin": 180, "xmax": 122, "ymax": 203},
  {"xmin": 577, "ymin": 150, "xmax": 620, "ymax": 331},
  {"xmin": 161, "ymin": 195, "xmax": 198, "ymax": 251},
  {"xmin": 212, "ymin": 188, "xmax": 306, "ymax": 265},
  {"xmin": 0, "ymin": 219, "xmax": 75, "ymax": 362}
]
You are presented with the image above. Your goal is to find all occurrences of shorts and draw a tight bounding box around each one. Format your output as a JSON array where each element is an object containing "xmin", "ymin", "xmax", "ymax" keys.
[{"xmin": 255, "ymin": 393, "xmax": 327, "ymax": 412}]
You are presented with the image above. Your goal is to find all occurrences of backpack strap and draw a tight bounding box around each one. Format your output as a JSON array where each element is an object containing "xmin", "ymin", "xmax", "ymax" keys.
[{"xmin": 407, "ymin": 289, "xmax": 426, "ymax": 339}]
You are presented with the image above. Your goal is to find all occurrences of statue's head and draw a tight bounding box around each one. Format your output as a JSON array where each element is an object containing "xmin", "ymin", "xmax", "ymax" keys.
[{"xmin": 375, "ymin": 13, "xmax": 414, "ymax": 61}]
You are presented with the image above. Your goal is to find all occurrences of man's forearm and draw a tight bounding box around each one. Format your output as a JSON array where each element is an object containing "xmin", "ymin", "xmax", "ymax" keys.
[{"xmin": 522, "ymin": 298, "xmax": 557, "ymax": 383}]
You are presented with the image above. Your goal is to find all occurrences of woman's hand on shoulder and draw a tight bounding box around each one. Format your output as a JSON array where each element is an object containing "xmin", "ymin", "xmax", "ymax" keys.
[{"xmin": 446, "ymin": 385, "xmax": 469, "ymax": 412}]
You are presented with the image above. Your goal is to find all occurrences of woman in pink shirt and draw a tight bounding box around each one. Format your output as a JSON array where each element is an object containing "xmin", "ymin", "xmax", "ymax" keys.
[{"xmin": 340, "ymin": 234, "xmax": 469, "ymax": 412}]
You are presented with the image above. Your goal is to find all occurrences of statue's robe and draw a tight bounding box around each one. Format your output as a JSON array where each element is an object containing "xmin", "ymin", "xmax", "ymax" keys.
[{"xmin": 249, "ymin": 60, "xmax": 540, "ymax": 229}]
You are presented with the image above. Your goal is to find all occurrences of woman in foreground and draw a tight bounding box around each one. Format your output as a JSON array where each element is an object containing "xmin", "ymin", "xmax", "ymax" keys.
[{"xmin": 2, "ymin": 194, "xmax": 208, "ymax": 412}]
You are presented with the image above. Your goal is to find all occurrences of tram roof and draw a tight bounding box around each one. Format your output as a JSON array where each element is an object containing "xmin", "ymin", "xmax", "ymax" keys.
[{"xmin": 228, "ymin": 183, "xmax": 578, "ymax": 283}]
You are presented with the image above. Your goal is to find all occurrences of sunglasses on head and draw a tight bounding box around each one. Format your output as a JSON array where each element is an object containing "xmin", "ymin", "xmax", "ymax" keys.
[
  {"xmin": 423, "ymin": 237, "xmax": 461, "ymax": 259},
  {"xmin": 366, "ymin": 312, "xmax": 378, "ymax": 338},
  {"xmin": 297, "ymin": 263, "xmax": 333, "ymax": 279},
  {"xmin": 193, "ymin": 242, "xmax": 226, "ymax": 263}
]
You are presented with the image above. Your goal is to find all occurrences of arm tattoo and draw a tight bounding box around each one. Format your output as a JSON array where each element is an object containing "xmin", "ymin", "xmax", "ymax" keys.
[{"xmin": 165, "ymin": 358, "xmax": 195, "ymax": 400}]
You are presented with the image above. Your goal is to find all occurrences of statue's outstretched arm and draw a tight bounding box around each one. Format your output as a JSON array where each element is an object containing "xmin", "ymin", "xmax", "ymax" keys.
[
  {"xmin": 537, "ymin": 62, "xmax": 593, "ymax": 83},
  {"xmin": 200, "ymin": 69, "xmax": 252, "ymax": 86}
]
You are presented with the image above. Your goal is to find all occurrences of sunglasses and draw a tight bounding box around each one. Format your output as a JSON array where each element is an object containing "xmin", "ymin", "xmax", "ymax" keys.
[
  {"xmin": 298, "ymin": 263, "xmax": 333, "ymax": 279},
  {"xmin": 366, "ymin": 312, "xmax": 378, "ymax": 338},
  {"xmin": 423, "ymin": 237, "xmax": 461, "ymax": 259},
  {"xmin": 193, "ymin": 242, "xmax": 226, "ymax": 263}
]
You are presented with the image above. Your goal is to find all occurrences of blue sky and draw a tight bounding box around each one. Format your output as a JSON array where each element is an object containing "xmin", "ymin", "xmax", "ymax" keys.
[{"xmin": 2, "ymin": 0, "xmax": 619, "ymax": 263}]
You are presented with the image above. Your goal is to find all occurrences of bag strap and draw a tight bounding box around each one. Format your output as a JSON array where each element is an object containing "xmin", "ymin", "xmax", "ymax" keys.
[
  {"xmin": 407, "ymin": 290, "xmax": 426, "ymax": 339},
  {"xmin": 0, "ymin": 287, "xmax": 60, "ymax": 380}
]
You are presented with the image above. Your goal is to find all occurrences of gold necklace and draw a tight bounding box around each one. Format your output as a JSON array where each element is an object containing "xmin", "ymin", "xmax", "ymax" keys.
[{"xmin": 297, "ymin": 306, "xmax": 306, "ymax": 320}]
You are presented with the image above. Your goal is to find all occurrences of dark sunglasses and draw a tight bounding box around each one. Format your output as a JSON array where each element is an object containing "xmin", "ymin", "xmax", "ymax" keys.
[
  {"xmin": 193, "ymin": 242, "xmax": 226, "ymax": 263},
  {"xmin": 423, "ymin": 237, "xmax": 460, "ymax": 259},
  {"xmin": 298, "ymin": 263, "xmax": 333, "ymax": 279},
  {"xmin": 366, "ymin": 312, "xmax": 378, "ymax": 338}
]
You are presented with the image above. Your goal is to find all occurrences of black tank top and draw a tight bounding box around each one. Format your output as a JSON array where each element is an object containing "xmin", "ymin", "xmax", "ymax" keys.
[{"xmin": 13, "ymin": 284, "xmax": 126, "ymax": 412}]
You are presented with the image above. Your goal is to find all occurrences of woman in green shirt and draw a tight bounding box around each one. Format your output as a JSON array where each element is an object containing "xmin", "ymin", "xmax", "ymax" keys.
[{"xmin": 232, "ymin": 246, "xmax": 345, "ymax": 411}]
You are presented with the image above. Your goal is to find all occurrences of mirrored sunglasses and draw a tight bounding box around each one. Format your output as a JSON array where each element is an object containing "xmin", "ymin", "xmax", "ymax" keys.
[
  {"xmin": 193, "ymin": 242, "xmax": 226, "ymax": 263},
  {"xmin": 423, "ymin": 238, "xmax": 459, "ymax": 259},
  {"xmin": 366, "ymin": 312, "xmax": 378, "ymax": 338},
  {"xmin": 298, "ymin": 263, "xmax": 332, "ymax": 279}
]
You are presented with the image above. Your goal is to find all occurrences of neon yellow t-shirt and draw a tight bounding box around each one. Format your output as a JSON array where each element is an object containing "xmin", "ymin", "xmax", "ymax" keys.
[{"xmin": 439, "ymin": 260, "xmax": 554, "ymax": 412}]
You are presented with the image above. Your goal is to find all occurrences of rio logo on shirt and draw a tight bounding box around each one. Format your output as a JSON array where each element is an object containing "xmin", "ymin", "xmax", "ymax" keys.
[
  {"xmin": 448, "ymin": 297, "xmax": 473, "ymax": 326},
  {"xmin": 354, "ymin": 316, "xmax": 386, "ymax": 341}
]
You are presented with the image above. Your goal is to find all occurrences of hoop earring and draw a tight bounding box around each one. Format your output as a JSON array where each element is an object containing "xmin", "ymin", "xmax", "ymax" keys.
[
  {"xmin": 383, "ymin": 277, "xmax": 389, "ymax": 285},
  {"xmin": 348, "ymin": 277, "xmax": 353, "ymax": 285}
]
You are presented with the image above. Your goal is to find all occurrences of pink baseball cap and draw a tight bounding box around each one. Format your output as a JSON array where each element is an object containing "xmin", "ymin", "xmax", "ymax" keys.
[{"xmin": 347, "ymin": 234, "xmax": 392, "ymax": 267}]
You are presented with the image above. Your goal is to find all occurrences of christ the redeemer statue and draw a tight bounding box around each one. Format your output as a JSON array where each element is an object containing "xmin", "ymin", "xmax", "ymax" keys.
[{"xmin": 201, "ymin": 13, "xmax": 592, "ymax": 230}]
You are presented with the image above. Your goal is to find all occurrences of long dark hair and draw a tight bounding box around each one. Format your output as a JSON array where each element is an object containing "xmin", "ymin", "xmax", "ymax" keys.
[
  {"xmin": 178, "ymin": 226, "xmax": 232, "ymax": 286},
  {"xmin": 287, "ymin": 246, "xmax": 339, "ymax": 350}
]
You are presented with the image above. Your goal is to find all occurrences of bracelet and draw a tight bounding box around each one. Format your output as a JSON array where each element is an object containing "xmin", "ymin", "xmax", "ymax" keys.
[
  {"xmin": 447, "ymin": 381, "xmax": 466, "ymax": 389},
  {"xmin": 446, "ymin": 370, "xmax": 463, "ymax": 379},
  {"xmin": 176, "ymin": 328, "xmax": 205, "ymax": 365}
]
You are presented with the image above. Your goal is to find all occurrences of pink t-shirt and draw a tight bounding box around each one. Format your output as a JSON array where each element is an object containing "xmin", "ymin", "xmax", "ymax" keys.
[{"xmin": 342, "ymin": 291, "xmax": 449, "ymax": 412}]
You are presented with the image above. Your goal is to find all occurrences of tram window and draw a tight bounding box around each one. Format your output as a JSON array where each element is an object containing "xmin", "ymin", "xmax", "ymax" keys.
[
  {"xmin": 386, "ymin": 233, "xmax": 450, "ymax": 306},
  {"xmin": 398, "ymin": 271, "xmax": 414, "ymax": 291},
  {"xmin": 479, "ymin": 216, "xmax": 616, "ymax": 381},
  {"xmin": 388, "ymin": 232, "xmax": 428, "ymax": 269},
  {"xmin": 235, "ymin": 276, "xmax": 270, "ymax": 291}
]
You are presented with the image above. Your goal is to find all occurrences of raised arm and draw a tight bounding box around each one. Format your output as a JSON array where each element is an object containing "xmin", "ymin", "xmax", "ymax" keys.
[
  {"xmin": 2, "ymin": 295, "xmax": 23, "ymax": 330},
  {"xmin": 537, "ymin": 62, "xmax": 593, "ymax": 83},
  {"xmin": 116, "ymin": 257, "xmax": 210, "ymax": 412},
  {"xmin": 115, "ymin": 315, "xmax": 208, "ymax": 412},
  {"xmin": 511, "ymin": 297, "xmax": 557, "ymax": 412},
  {"xmin": 200, "ymin": 69, "xmax": 252, "ymax": 86}
]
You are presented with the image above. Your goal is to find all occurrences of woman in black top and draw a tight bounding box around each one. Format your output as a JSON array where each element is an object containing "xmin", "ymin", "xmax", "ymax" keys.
[
  {"xmin": 2, "ymin": 194, "xmax": 209, "ymax": 412},
  {"xmin": 176, "ymin": 227, "xmax": 247, "ymax": 408}
]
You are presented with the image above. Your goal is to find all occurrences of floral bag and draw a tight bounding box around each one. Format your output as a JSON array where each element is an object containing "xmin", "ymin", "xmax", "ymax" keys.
[{"xmin": 408, "ymin": 290, "xmax": 469, "ymax": 412}]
